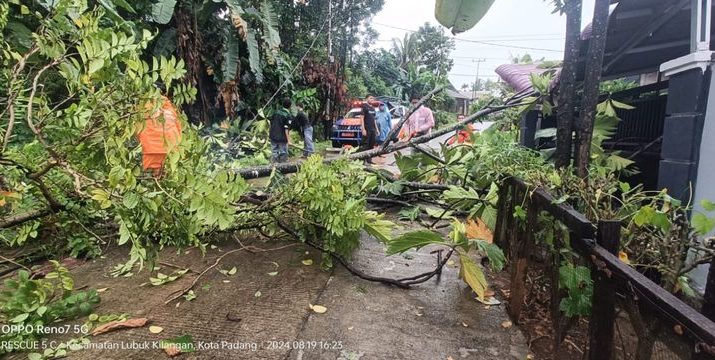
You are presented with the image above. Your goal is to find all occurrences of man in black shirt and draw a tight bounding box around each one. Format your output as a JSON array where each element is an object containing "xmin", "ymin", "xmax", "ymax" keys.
[
  {"xmin": 269, "ymin": 98, "xmax": 293, "ymax": 163},
  {"xmin": 361, "ymin": 95, "xmax": 378, "ymax": 164},
  {"xmin": 295, "ymin": 103, "xmax": 313, "ymax": 157}
]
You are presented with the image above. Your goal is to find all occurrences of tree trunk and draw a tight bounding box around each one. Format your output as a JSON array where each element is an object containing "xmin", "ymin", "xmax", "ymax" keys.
[
  {"xmin": 176, "ymin": 5, "xmax": 211, "ymax": 126},
  {"xmin": 575, "ymin": 0, "xmax": 611, "ymax": 177},
  {"xmin": 554, "ymin": 0, "xmax": 582, "ymax": 169}
]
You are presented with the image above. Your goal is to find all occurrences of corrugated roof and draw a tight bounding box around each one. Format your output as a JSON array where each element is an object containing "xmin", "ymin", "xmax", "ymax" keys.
[{"xmin": 495, "ymin": 63, "xmax": 552, "ymax": 93}]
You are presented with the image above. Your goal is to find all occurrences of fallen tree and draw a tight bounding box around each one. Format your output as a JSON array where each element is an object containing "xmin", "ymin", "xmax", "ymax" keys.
[{"xmin": 237, "ymin": 101, "xmax": 522, "ymax": 179}]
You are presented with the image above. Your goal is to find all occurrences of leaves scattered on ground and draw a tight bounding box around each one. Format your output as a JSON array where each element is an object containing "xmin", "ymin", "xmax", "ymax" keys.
[
  {"xmin": 91, "ymin": 318, "xmax": 148, "ymax": 336},
  {"xmin": 219, "ymin": 266, "xmax": 237, "ymax": 276},
  {"xmin": 309, "ymin": 304, "xmax": 327, "ymax": 313}
]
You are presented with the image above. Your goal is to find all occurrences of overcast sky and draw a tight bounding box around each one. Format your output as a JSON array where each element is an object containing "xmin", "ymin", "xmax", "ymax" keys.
[{"xmin": 371, "ymin": 0, "xmax": 596, "ymax": 88}]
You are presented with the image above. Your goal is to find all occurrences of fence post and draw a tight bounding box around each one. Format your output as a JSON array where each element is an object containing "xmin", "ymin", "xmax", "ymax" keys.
[
  {"xmin": 551, "ymin": 230, "xmax": 564, "ymax": 356},
  {"xmin": 695, "ymin": 257, "xmax": 715, "ymax": 360},
  {"xmin": 703, "ymin": 258, "xmax": 715, "ymax": 322},
  {"xmin": 493, "ymin": 178, "xmax": 509, "ymax": 249},
  {"xmin": 503, "ymin": 180, "xmax": 517, "ymax": 260},
  {"xmin": 508, "ymin": 194, "xmax": 536, "ymax": 320},
  {"xmin": 588, "ymin": 220, "xmax": 620, "ymax": 360}
]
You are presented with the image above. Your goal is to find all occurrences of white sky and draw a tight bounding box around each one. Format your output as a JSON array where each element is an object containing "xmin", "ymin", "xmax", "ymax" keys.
[{"xmin": 371, "ymin": 0, "xmax": 596, "ymax": 88}]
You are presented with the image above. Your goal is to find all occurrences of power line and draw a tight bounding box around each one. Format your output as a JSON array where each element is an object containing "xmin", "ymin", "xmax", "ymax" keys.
[
  {"xmin": 449, "ymin": 73, "xmax": 501, "ymax": 77},
  {"xmin": 373, "ymin": 23, "xmax": 563, "ymax": 39},
  {"xmin": 453, "ymin": 61, "xmax": 510, "ymax": 66},
  {"xmin": 375, "ymin": 37, "xmax": 564, "ymax": 43},
  {"xmin": 371, "ymin": 22, "xmax": 563, "ymax": 53}
]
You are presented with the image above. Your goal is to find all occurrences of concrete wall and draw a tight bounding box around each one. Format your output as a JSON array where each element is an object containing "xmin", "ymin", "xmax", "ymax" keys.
[{"xmin": 690, "ymin": 64, "xmax": 715, "ymax": 293}]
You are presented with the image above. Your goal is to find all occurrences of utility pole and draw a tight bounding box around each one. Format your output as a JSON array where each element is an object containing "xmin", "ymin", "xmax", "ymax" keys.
[
  {"xmin": 326, "ymin": 0, "xmax": 333, "ymax": 118},
  {"xmin": 472, "ymin": 58, "xmax": 486, "ymax": 99}
]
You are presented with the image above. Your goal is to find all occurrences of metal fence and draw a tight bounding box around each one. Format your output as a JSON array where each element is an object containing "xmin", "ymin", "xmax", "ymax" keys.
[{"xmin": 494, "ymin": 177, "xmax": 715, "ymax": 359}]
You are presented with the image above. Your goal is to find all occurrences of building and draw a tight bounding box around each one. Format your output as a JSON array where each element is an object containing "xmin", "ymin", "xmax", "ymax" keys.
[
  {"xmin": 497, "ymin": 0, "xmax": 714, "ymax": 294},
  {"xmin": 445, "ymin": 86, "xmax": 490, "ymax": 115}
]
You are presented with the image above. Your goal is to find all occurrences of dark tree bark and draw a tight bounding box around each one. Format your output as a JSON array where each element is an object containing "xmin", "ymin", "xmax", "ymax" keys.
[
  {"xmin": 555, "ymin": 0, "xmax": 583, "ymax": 169},
  {"xmin": 176, "ymin": 5, "xmax": 212, "ymax": 126},
  {"xmin": 575, "ymin": 0, "xmax": 611, "ymax": 177}
]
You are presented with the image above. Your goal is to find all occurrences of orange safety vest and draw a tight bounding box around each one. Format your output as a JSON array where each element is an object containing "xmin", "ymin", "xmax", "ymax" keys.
[{"xmin": 138, "ymin": 96, "xmax": 182, "ymax": 172}]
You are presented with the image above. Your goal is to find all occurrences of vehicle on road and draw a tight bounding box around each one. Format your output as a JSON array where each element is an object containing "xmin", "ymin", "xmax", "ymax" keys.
[{"xmin": 331, "ymin": 99, "xmax": 406, "ymax": 148}]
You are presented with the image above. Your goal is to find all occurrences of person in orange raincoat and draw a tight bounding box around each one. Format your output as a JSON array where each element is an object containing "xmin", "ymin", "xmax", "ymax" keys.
[{"xmin": 138, "ymin": 95, "xmax": 182, "ymax": 176}]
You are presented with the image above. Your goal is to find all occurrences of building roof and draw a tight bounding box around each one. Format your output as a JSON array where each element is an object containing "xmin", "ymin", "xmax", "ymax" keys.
[
  {"xmin": 585, "ymin": 0, "xmax": 712, "ymax": 79},
  {"xmin": 495, "ymin": 0, "xmax": 712, "ymax": 92},
  {"xmin": 494, "ymin": 63, "xmax": 556, "ymax": 93},
  {"xmin": 445, "ymin": 88, "xmax": 488, "ymax": 100}
]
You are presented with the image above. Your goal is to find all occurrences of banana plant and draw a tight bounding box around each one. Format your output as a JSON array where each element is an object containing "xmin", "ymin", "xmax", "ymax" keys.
[{"xmin": 435, "ymin": 0, "xmax": 496, "ymax": 34}]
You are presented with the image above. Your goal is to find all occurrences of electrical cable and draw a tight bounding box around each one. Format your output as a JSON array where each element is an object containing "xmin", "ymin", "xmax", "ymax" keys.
[
  {"xmin": 251, "ymin": 5, "xmax": 337, "ymax": 122},
  {"xmin": 372, "ymin": 22, "xmax": 563, "ymax": 52}
]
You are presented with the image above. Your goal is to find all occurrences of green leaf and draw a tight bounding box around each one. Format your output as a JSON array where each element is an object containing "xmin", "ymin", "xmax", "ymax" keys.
[
  {"xmin": 701, "ymin": 199, "xmax": 715, "ymax": 212},
  {"xmin": 222, "ymin": 32, "xmax": 240, "ymax": 81},
  {"xmin": 475, "ymin": 240, "xmax": 505, "ymax": 272},
  {"xmin": 619, "ymin": 182, "xmax": 631, "ymax": 194},
  {"xmin": 477, "ymin": 205, "xmax": 497, "ymax": 231},
  {"xmin": 259, "ymin": 2, "xmax": 281, "ymax": 49},
  {"xmin": 220, "ymin": 266, "xmax": 237, "ymax": 276},
  {"xmin": 96, "ymin": 0, "xmax": 123, "ymax": 21},
  {"xmin": 112, "ymin": 0, "xmax": 136, "ymax": 13},
  {"xmin": 435, "ymin": 0, "xmax": 496, "ymax": 34},
  {"xmin": 633, "ymin": 206, "xmax": 655, "ymax": 227},
  {"xmin": 559, "ymin": 264, "xmax": 591, "ymax": 291},
  {"xmin": 398, "ymin": 206, "xmax": 421, "ymax": 221},
  {"xmin": 11, "ymin": 313, "xmax": 29, "ymax": 323},
  {"xmin": 363, "ymin": 218, "xmax": 394, "ymax": 243},
  {"xmin": 678, "ymin": 276, "xmax": 696, "ymax": 297},
  {"xmin": 149, "ymin": 269, "xmax": 188, "ymax": 286},
  {"xmin": 386, "ymin": 230, "xmax": 447, "ymax": 255},
  {"xmin": 425, "ymin": 207, "xmax": 454, "ymax": 220},
  {"xmin": 605, "ymin": 155, "xmax": 634, "ymax": 171},
  {"xmin": 123, "ymin": 193, "xmax": 139, "ymax": 209},
  {"xmin": 458, "ymin": 254, "xmax": 488, "ymax": 299},
  {"xmin": 692, "ymin": 213, "xmax": 715, "ymax": 235},
  {"xmin": 151, "ymin": 0, "xmax": 177, "ymax": 24},
  {"xmin": 650, "ymin": 212, "xmax": 671, "ymax": 232},
  {"xmin": 245, "ymin": 28, "xmax": 263, "ymax": 83},
  {"xmin": 610, "ymin": 99, "xmax": 635, "ymax": 110}
]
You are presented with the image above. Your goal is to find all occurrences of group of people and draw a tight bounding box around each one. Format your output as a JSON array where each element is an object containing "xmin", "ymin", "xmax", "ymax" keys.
[
  {"xmin": 358, "ymin": 95, "xmax": 435, "ymax": 164},
  {"xmin": 268, "ymin": 94, "xmax": 435, "ymax": 164},
  {"xmin": 268, "ymin": 97, "xmax": 314, "ymax": 163}
]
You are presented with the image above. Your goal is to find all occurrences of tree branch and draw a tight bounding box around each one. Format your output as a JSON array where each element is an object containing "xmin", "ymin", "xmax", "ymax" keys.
[
  {"xmin": 0, "ymin": 208, "xmax": 53, "ymax": 229},
  {"xmin": 237, "ymin": 102, "xmax": 524, "ymax": 180},
  {"xmin": 271, "ymin": 215, "xmax": 456, "ymax": 289},
  {"xmin": 380, "ymin": 86, "xmax": 445, "ymax": 151}
]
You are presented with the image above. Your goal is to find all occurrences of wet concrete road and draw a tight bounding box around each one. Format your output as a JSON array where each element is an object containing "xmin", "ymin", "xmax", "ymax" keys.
[
  {"xmin": 289, "ymin": 234, "xmax": 527, "ymax": 360},
  {"xmin": 43, "ymin": 232, "xmax": 526, "ymax": 360},
  {"xmin": 9, "ymin": 122, "xmax": 527, "ymax": 359}
]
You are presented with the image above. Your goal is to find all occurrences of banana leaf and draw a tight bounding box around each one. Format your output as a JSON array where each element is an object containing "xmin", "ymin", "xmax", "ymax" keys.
[{"xmin": 435, "ymin": 0, "xmax": 496, "ymax": 34}]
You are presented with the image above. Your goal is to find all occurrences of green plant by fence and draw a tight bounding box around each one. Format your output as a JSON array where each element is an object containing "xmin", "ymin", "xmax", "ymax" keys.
[{"xmin": 495, "ymin": 177, "xmax": 715, "ymax": 359}]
